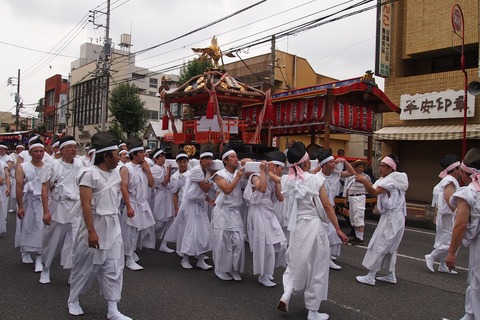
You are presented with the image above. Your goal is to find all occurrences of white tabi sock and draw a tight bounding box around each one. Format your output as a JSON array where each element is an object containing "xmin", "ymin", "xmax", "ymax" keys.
[
  {"xmin": 355, "ymin": 231, "xmax": 364, "ymax": 240},
  {"xmin": 108, "ymin": 300, "xmax": 119, "ymax": 314}
]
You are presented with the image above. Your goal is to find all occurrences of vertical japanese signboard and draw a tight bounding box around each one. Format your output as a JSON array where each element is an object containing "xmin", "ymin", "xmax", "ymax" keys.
[{"xmin": 375, "ymin": 0, "xmax": 392, "ymax": 78}]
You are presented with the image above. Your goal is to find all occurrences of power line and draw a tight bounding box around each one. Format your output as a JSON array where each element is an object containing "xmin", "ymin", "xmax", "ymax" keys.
[
  {"xmin": 133, "ymin": 0, "xmax": 267, "ymax": 56},
  {"xmin": 0, "ymin": 41, "xmax": 78, "ymax": 59}
]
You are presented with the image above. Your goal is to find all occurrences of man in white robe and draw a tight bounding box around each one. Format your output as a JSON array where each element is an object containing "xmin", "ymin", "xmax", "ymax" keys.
[
  {"xmin": 313, "ymin": 149, "xmax": 354, "ymax": 270},
  {"xmin": 164, "ymin": 151, "xmax": 189, "ymax": 255},
  {"xmin": 39, "ymin": 135, "xmax": 83, "ymax": 284},
  {"xmin": 343, "ymin": 159, "xmax": 371, "ymax": 246},
  {"xmin": 68, "ymin": 132, "xmax": 131, "ymax": 320},
  {"xmin": 165, "ymin": 150, "xmax": 214, "ymax": 270},
  {"xmin": 0, "ymin": 144, "xmax": 13, "ymax": 224},
  {"xmin": 120, "ymin": 138, "xmax": 156, "ymax": 271},
  {"xmin": 425, "ymin": 154, "xmax": 461, "ymax": 274},
  {"xmin": 277, "ymin": 142, "xmax": 348, "ymax": 320},
  {"xmin": 0, "ymin": 144, "xmax": 11, "ymax": 238},
  {"xmin": 446, "ymin": 148, "xmax": 480, "ymax": 320},
  {"xmin": 212, "ymin": 146, "xmax": 246, "ymax": 281},
  {"xmin": 8, "ymin": 144, "xmax": 24, "ymax": 214},
  {"xmin": 15, "ymin": 138, "xmax": 45, "ymax": 272},
  {"xmin": 355, "ymin": 154, "xmax": 408, "ymax": 286},
  {"xmin": 149, "ymin": 148, "xmax": 175, "ymax": 253},
  {"xmin": 244, "ymin": 151, "xmax": 287, "ymax": 287}
]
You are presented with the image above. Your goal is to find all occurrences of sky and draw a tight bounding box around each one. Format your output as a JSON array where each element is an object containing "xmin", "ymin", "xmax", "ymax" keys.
[{"xmin": 0, "ymin": 0, "xmax": 384, "ymax": 119}]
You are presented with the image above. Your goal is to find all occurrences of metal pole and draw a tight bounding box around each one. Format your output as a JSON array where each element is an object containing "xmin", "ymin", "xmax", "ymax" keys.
[
  {"xmin": 460, "ymin": 10, "xmax": 467, "ymax": 158},
  {"xmin": 270, "ymin": 35, "xmax": 275, "ymax": 90},
  {"xmin": 15, "ymin": 69, "xmax": 20, "ymax": 131},
  {"xmin": 101, "ymin": 0, "xmax": 111, "ymax": 131}
]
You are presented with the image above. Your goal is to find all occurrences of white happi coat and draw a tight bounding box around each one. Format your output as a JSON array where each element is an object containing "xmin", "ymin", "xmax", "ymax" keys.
[
  {"xmin": 244, "ymin": 173, "xmax": 286, "ymax": 275},
  {"xmin": 40, "ymin": 157, "xmax": 84, "ymax": 269},
  {"xmin": 17, "ymin": 161, "xmax": 44, "ymax": 252},
  {"xmin": 316, "ymin": 170, "xmax": 342, "ymax": 255},
  {"xmin": 170, "ymin": 169, "xmax": 188, "ymax": 206},
  {"xmin": 122, "ymin": 162, "xmax": 155, "ymax": 230},
  {"xmin": 149, "ymin": 164, "xmax": 174, "ymax": 223},
  {"xmin": 362, "ymin": 171, "xmax": 408, "ymax": 272},
  {"xmin": 212, "ymin": 169, "xmax": 245, "ymax": 231},
  {"xmin": 75, "ymin": 167, "xmax": 123, "ymax": 264},
  {"xmin": 8, "ymin": 153, "xmax": 18, "ymax": 212},
  {"xmin": 211, "ymin": 168, "xmax": 246, "ymax": 273},
  {"xmin": 431, "ymin": 175, "xmax": 460, "ymax": 251},
  {"xmin": 164, "ymin": 165, "xmax": 211, "ymax": 256},
  {"xmin": 450, "ymin": 184, "xmax": 480, "ymax": 318},
  {"xmin": 41, "ymin": 158, "xmax": 83, "ymax": 224},
  {"xmin": 281, "ymin": 172, "xmax": 330, "ymax": 308},
  {"xmin": 69, "ymin": 166, "xmax": 124, "ymax": 302},
  {"xmin": 0, "ymin": 159, "xmax": 7, "ymax": 234}
]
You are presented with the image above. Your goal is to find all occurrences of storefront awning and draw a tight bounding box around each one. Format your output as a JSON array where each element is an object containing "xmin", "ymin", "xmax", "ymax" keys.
[{"xmin": 374, "ymin": 124, "xmax": 480, "ymax": 141}]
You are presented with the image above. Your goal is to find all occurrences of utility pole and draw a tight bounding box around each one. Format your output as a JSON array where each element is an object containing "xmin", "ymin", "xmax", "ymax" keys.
[
  {"xmin": 101, "ymin": 0, "xmax": 111, "ymax": 131},
  {"xmin": 16, "ymin": 69, "xmax": 20, "ymax": 131},
  {"xmin": 270, "ymin": 35, "xmax": 276, "ymax": 91}
]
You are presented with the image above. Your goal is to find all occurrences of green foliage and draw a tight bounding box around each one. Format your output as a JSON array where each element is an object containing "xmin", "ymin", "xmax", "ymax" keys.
[
  {"xmin": 178, "ymin": 58, "xmax": 213, "ymax": 86},
  {"xmin": 106, "ymin": 121, "xmax": 127, "ymax": 142},
  {"xmin": 108, "ymin": 83, "xmax": 147, "ymax": 139},
  {"xmin": 35, "ymin": 123, "xmax": 47, "ymax": 135}
]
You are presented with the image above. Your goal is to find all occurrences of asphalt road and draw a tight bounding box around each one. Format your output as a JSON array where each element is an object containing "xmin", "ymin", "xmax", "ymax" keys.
[{"xmin": 0, "ymin": 212, "xmax": 470, "ymax": 320}]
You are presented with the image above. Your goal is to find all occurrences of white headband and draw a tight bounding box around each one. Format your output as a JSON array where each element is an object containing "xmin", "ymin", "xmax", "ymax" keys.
[
  {"xmin": 320, "ymin": 156, "xmax": 334, "ymax": 166},
  {"xmin": 29, "ymin": 143, "xmax": 44, "ymax": 150},
  {"xmin": 176, "ymin": 153, "xmax": 188, "ymax": 160},
  {"xmin": 95, "ymin": 145, "xmax": 117, "ymax": 154},
  {"xmin": 52, "ymin": 141, "xmax": 60, "ymax": 148},
  {"xmin": 129, "ymin": 146, "xmax": 144, "ymax": 153},
  {"xmin": 0, "ymin": 144, "xmax": 8, "ymax": 149},
  {"xmin": 88, "ymin": 148, "xmax": 96, "ymax": 154},
  {"xmin": 119, "ymin": 149, "xmax": 128, "ymax": 155},
  {"xmin": 153, "ymin": 149, "xmax": 164, "ymax": 159},
  {"xmin": 29, "ymin": 136, "xmax": 39, "ymax": 144},
  {"xmin": 271, "ymin": 160, "xmax": 285, "ymax": 167},
  {"xmin": 222, "ymin": 150, "xmax": 235, "ymax": 160},
  {"xmin": 60, "ymin": 140, "xmax": 77, "ymax": 149},
  {"xmin": 118, "ymin": 143, "xmax": 126, "ymax": 148},
  {"xmin": 200, "ymin": 152, "xmax": 213, "ymax": 158}
]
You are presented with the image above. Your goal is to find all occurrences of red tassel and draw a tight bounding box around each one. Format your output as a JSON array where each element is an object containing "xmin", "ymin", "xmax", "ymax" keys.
[
  {"xmin": 162, "ymin": 114, "xmax": 169, "ymax": 130},
  {"xmin": 206, "ymin": 95, "xmax": 215, "ymax": 119}
]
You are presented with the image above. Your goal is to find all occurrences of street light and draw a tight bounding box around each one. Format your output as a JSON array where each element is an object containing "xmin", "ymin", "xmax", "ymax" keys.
[{"xmin": 65, "ymin": 112, "xmax": 71, "ymax": 135}]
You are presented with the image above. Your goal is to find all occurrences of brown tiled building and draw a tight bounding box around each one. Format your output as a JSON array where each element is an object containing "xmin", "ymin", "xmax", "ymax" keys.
[{"xmin": 377, "ymin": 0, "xmax": 479, "ymax": 203}]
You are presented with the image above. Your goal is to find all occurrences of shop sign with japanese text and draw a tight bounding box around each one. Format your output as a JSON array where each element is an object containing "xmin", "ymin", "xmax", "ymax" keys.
[{"xmin": 400, "ymin": 90, "xmax": 474, "ymax": 120}]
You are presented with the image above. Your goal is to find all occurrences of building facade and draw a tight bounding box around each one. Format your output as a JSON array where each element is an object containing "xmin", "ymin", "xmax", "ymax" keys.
[
  {"xmin": 69, "ymin": 36, "xmax": 179, "ymax": 143},
  {"xmin": 378, "ymin": 0, "xmax": 479, "ymax": 203},
  {"xmin": 223, "ymin": 50, "xmax": 372, "ymax": 157},
  {"xmin": 44, "ymin": 74, "xmax": 69, "ymax": 136}
]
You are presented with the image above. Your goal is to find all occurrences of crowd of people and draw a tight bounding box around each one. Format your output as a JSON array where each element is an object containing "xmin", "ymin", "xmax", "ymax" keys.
[{"xmin": 1, "ymin": 133, "xmax": 479, "ymax": 320}]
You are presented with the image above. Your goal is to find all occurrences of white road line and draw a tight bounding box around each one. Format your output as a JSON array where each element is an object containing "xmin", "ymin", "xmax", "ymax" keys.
[
  {"xmin": 328, "ymin": 298, "xmax": 376, "ymax": 319},
  {"xmin": 354, "ymin": 244, "xmax": 469, "ymax": 271},
  {"xmin": 365, "ymin": 221, "xmax": 435, "ymax": 236}
]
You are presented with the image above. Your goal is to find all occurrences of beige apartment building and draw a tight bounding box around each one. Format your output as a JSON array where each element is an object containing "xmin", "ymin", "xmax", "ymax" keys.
[
  {"xmin": 377, "ymin": 0, "xmax": 479, "ymax": 203},
  {"xmin": 69, "ymin": 35, "xmax": 179, "ymax": 144}
]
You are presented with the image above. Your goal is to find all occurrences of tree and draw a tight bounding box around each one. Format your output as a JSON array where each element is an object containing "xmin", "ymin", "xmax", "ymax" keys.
[
  {"xmin": 178, "ymin": 58, "xmax": 213, "ymax": 86},
  {"xmin": 106, "ymin": 120, "xmax": 127, "ymax": 142},
  {"xmin": 108, "ymin": 83, "xmax": 147, "ymax": 139}
]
